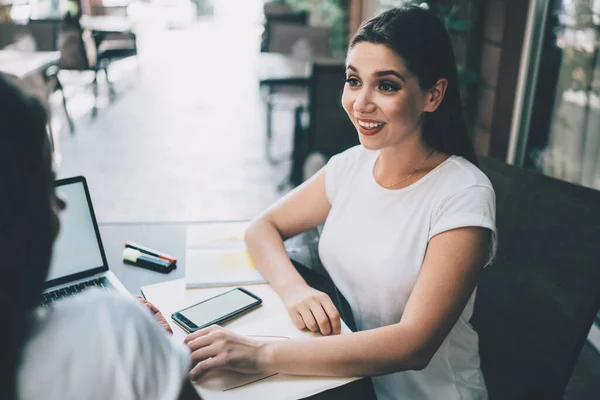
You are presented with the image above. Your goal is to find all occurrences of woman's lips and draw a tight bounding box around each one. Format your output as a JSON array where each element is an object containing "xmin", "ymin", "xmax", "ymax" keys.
[{"xmin": 357, "ymin": 122, "xmax": 385, "ymax": 136}]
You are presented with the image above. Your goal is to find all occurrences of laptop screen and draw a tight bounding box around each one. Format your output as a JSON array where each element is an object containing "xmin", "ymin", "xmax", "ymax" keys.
[{"xmin": 47, "ymin": 179, "xmax": 106, "ymax": 283}]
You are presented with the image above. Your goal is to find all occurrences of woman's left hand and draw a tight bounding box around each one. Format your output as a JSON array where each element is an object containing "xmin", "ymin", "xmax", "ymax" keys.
[{"xmin": 184, "ymin": 325, "xmax": 269, "ymax": 380}]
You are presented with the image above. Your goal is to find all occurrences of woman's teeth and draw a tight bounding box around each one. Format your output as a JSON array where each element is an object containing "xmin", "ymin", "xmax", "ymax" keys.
[{"xmin": 358, "ymin": 120, "xmax": 385, "ymax": 129}]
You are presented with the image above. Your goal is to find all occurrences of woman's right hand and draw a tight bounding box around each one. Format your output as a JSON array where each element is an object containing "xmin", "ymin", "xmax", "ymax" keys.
[{"xmin": 281, "ymin": 284, "xmax": 341, "ymax": 336}]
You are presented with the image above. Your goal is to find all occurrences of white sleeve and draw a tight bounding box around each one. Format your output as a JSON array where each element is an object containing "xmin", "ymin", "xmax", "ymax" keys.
[
  {"xmin": 429, "ymin": 185, "xmax": 497, "ymax": 263},
  {"xmin": 18, "ymin": 291, "xmax": 191, "ymax": 400},
  {"xmin": 118, "ymin": 295, "xmax": 191, "ymax": 400}
]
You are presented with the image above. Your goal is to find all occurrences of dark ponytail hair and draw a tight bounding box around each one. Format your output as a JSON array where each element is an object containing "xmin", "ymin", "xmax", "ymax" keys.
[{"xmin": 350, "ymin": 5, "xmax": 478, "ymax": 166}]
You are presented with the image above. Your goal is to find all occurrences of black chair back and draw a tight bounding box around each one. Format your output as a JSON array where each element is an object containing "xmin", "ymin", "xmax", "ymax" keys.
[
  {"xmin": 0, "ymin": 22, "xmax": 18, "ymax": 49},
  {"xmin": 26, "ymin": 19, "xmax": 61, "ymax": 51},
  {"xmin": 58, "ymin": 19, "xmax": 96, "ymax": 71},
  {"xmin": 473, "ymin": 156, "xmax": 600, "ymax": 399},
  {"xmin": 308, "ymin": 61, "xmax": 358, "ymax": 158}
]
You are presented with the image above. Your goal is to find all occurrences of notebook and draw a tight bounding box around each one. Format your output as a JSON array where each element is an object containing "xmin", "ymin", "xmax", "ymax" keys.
[{"xmin": 184, "ymin": 222, "xmax": 266, "ymax": 288}]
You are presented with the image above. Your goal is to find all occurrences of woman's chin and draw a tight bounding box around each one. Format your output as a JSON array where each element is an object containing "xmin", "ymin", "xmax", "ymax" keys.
[{"xmin": 358, "ymin": 136, "xmax": 384, "ymax": 151}]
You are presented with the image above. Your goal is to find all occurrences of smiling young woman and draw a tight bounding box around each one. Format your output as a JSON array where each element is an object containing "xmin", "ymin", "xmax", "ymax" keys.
[
  {"xmin": 342, "ymin": 41, "xmax": 445, "ymax": 188},
  {"xmin": 186, "ymin": 6, "xmax": 496, "ymax": 400}
]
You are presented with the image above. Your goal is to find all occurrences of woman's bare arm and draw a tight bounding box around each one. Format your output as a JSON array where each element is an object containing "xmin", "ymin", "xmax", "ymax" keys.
[
  {"xmin": 254, "ymin": 226, "xmax": 491, "ymax": 376},
  {"xmin": 245, "ymin": 168, "xmax": 331, "ymax": 295},
  {"xmin": 244, "ymin": 169, "xmax": 341, "ymax": 335}
]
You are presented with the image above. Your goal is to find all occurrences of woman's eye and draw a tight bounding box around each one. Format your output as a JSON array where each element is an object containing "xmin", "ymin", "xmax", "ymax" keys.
[
  {"xmin": 379, "ymin": 82, "xmax": 398, "ymax": 92},
  {"xmin": 345, "ymin": 77, "xmax": 360, "ymax": 87}
]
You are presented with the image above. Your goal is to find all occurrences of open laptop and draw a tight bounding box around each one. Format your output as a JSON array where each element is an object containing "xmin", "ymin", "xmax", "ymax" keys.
[{"xmin": 41, "ymin": 176, "xmax": 128, "ymax": 306}]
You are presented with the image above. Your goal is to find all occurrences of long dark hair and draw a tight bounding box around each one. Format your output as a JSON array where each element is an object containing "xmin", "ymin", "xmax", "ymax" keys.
[
  {"xmin": 0, "ymin": 75, "xmax": 55, "ymax": 399},
  {"xmin": 350, "ymin": 5, "xmax": 478, "ymax": 166}
]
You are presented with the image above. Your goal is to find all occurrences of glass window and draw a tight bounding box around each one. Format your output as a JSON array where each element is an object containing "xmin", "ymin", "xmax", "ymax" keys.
[{"xmin": 522, "ymin": 0, "xmax": 600, "ymax": 190}]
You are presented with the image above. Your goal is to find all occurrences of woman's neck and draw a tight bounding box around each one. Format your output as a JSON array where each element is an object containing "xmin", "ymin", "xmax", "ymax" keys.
[{"xmin": 376, "ymin": 137, "xmax": 436, "ymax": 186}]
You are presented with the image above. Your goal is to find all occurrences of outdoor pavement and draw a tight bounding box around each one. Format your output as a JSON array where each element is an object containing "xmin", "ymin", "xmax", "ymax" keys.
[{"xmin": 53, "ymin": 1, "xmax": 295, "ymax": 223}]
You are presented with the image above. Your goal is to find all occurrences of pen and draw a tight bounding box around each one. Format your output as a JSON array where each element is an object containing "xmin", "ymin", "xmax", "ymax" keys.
[{"xmin": 124, "ymin": 241, "xmax": 177, "ymax": 264}]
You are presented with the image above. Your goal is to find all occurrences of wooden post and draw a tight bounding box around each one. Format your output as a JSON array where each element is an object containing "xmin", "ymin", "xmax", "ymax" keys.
[{"xmin": 348, "ymin": 0, "xmax": 364, "ymax": 42}]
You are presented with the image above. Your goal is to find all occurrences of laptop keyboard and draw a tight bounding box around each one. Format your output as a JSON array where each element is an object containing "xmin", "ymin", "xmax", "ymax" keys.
[{"xmin": 41, "ymin": 278, "xmax": 110, "ymax": 307}]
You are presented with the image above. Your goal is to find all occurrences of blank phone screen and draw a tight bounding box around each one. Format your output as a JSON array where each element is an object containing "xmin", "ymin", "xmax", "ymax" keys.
[{"xmin": 179, "ymin": 289, "xmax": 259, "ymax": 328}]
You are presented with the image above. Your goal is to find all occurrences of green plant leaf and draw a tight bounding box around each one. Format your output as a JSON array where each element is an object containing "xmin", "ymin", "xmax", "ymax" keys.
[
  {"xmin": 447, "ymin": 19, "xmax": 470, "ymax": 31},
  {"xmin": 458, "ymin": 68, "xmax": 479, "ymax": 87}
]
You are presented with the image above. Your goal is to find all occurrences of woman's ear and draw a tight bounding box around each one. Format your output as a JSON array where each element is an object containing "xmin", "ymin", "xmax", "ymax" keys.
[{"xmin": 423, "ymin": 78, "xmax": 448, "ymax": 113}]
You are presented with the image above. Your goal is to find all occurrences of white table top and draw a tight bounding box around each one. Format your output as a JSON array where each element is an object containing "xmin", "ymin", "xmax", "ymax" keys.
[{"xmin": 0, "ymin": 50, "xmax": 60, "ymax": 79}]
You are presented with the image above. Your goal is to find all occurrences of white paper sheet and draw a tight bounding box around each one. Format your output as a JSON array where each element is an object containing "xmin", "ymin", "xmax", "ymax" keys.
[{"xmin": 141, "ymin": 280, "xmax": 359, "ymax": 400}]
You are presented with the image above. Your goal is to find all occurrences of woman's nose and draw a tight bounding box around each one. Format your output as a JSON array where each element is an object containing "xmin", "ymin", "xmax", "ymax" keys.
[{"xmin": 353, "ymin": 89, "xmax": 376, "ymax": 114}]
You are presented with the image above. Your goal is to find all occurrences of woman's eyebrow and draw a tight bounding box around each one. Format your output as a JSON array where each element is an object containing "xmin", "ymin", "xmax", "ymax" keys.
[
  {"xmin": 374, "ymin": 70, "xmax": 406, "ymax": 82},
  {"xmin": 345, "ymin": 65, "xmax": 406, "ymax": 82}
]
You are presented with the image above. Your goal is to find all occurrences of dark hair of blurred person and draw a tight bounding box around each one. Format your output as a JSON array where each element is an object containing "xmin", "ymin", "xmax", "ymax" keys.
[{"xmin": 0, "ymin": 74, "xmax": 55, "ymax": 399}]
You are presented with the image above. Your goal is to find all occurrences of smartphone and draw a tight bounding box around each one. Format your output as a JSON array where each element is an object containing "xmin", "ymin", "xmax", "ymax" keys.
[{"xmin": 171, "ymin": 287, "xmax": 262, "ymax": 333}]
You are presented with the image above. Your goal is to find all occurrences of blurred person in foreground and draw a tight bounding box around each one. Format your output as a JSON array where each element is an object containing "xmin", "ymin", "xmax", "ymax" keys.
[{"xmin": 0, "ymin": 74, "xmax": 201, "ymax": 400}]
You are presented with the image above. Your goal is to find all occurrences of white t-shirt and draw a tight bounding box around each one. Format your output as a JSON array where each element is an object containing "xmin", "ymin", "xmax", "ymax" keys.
[
  {"xmin": 319, "ymin": 146, "xmax": 496, "ymax": 400},
  {"xmin": 18, "ymin": 290, "xmax": 191, "ymax": 400}
]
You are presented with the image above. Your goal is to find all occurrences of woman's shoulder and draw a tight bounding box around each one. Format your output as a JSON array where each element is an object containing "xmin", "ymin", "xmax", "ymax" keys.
[{"xmin": 438, "ymin": 156, "xmax": 494, "ymax": 192}]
